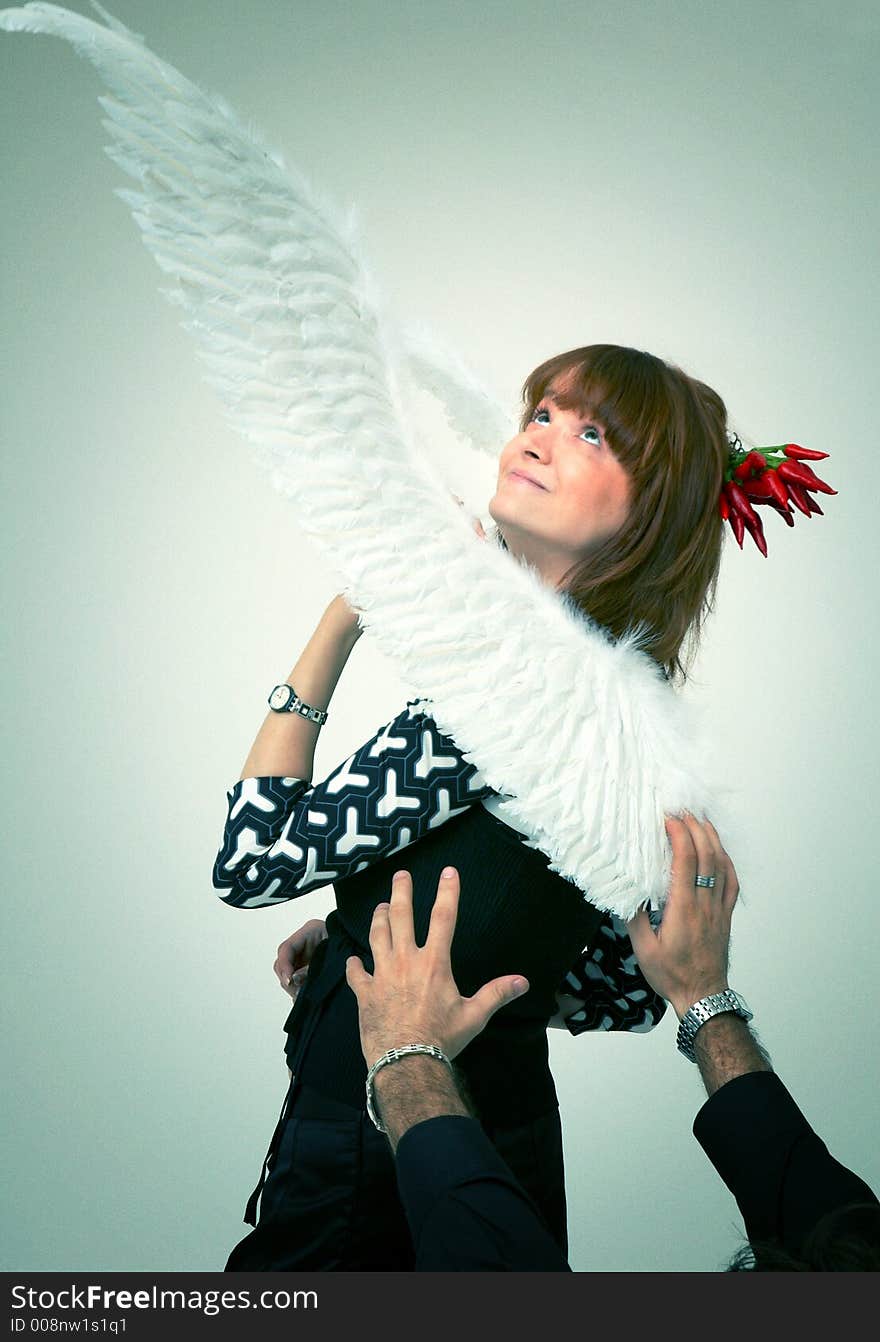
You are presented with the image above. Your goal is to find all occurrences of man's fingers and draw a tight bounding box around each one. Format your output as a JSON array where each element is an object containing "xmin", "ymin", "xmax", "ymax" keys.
[
  {"xmin": 467, "ymin": 974, "xmax": 529, "ymax": 1033},
  {"xmin": 626, "ymin": 908, "xmax": 657, "ymax": 962},
  {"xmin": 665, "ymin": 815, "xmax": 696, "ymax": 901},
  {"xmin": 426, "ymin": 866, "xmax": 460, "ymax": 959},
  {"xmin": 720, "ymin": 850, "xmax": 740, "ymax": 915},
  {"xmin": 388, "ymin": 869, "xmax": 416, "ymax": 952},
  {"xmin": 701, "ymin": 820, "xmax": 739, "ymax": 910},
  {"xmin": 345, "ymin": 954, "xmax": 371, "ymax": 997},
  {"xmin": 368, "ymin": 901, "xmax": 392, "ymax": 961},
  {"xmin": 681, "ymin": 811, "xmax": 716, "ymax": 884}
]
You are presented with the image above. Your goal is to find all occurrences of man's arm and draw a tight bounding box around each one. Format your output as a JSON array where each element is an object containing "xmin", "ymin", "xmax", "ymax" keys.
[
  {"xmin": 692, "ymin": 1012, "xmax": 771, "ymax": 1096},
  {"xmin": 371, "ymin": 1054, "xmax": 470, "ymax": 1154},
  {"xmin": 345, "ymin": 868, "xmax": 570, "ymax": 1270},
  {"xmin": 373, "ymin": 1053, "xmax": 570, "ymax": 1272},
  {"xmin": 628, "ymin": 815, "xmax": 878, "ymax": 1263}
]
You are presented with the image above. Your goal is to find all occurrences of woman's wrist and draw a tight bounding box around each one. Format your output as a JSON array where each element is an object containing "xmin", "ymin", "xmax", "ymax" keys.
[{"xmin": 238, "ymin": 600, "xmax": 360, "ymax": 779}]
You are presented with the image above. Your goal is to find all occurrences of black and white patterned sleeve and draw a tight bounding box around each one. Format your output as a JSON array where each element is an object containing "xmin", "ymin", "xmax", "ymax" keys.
[
  {"xmin": 212, "ymin": 699, "xmax": 493, "ymax": 908},
  {"xmin": 558, "ymin": 914, "xmax": 668, "ymax": 1034}
]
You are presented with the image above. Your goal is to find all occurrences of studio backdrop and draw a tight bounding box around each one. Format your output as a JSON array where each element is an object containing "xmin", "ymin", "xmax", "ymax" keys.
[{"xmin": 1, "ymin": 0, "xmax": 877, "ymax": 1272}]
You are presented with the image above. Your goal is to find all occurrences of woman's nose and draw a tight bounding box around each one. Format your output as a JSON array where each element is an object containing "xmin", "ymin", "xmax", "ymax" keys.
[{"xmin": 522, "ymin": 428, "xmax": 552, "ymax": 461}]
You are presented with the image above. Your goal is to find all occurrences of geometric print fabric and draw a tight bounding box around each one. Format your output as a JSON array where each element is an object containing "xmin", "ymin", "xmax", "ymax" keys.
[{"xmin": 213, "ymin": 699, "xmax": 666, "ymax": 1035}]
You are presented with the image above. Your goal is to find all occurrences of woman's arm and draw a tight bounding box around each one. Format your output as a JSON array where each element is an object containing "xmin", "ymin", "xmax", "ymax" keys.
[
  {"xmin": 552, "ymin": 916, "xmax": 667, "ymax": 1034},
  {"xmin": 547, "ymin": 993, "xmax": 586, "ymax": 1030},
  {"xmin": 213, "ymin": 698, "xmax": 494, "ymax": 909},
  {"xmin": 239, "ymin": 594, "xmax": 362, "ymax": 782}
]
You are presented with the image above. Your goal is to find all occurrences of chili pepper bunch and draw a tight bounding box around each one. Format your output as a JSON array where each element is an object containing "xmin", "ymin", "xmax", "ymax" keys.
[{"xmin": 720, "ymin": 443, "xmax": 836, "ymax": 557}]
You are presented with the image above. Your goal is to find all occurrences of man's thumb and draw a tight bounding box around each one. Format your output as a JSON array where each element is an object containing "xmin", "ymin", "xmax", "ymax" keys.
[{"xmin": 471, "ymin": 975, "xmax": 529, "ymax": 1026}]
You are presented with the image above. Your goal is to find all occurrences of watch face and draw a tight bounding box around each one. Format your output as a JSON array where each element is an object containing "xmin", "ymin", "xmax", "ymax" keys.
[{"xmin": 269, "ymin": 684, "xmax": 292, "ymax": 711}]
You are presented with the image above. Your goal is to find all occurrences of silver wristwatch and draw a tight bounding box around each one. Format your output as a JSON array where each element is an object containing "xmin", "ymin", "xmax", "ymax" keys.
[
  {"xmin": 267, "ymin": 683, "xmax": 328, "ymax": 726},
  {"xmin": 676, "ymin": 989, "xmax": 753, "ymax": 1063}
]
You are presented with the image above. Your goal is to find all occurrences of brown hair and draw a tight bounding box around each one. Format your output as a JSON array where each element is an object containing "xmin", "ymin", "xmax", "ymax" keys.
[{"xmin": 514, "ymin": 344, "xmax": 728, "ymax": 682}]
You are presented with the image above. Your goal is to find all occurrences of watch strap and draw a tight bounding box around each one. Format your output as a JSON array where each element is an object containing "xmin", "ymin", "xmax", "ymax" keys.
[
  {"xmin": 676, "ymin": 989, "xmax": 753, "ymax": 1063},
  {"xmin": 267, "ymin": 684, "xmax": 329, "ymax": 725}
]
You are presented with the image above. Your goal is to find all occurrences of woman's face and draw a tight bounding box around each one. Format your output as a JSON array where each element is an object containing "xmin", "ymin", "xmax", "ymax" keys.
[{"xmin": 488, "ymin": 386, "xmax": 632, "ymax": 577}]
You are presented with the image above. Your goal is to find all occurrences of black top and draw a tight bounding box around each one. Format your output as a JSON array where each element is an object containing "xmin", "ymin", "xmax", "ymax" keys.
[
  {"xmin": 392, "ymin": 1071, "xmax": 880, "ymax": 1271},
  {"xmin": 214, "ymin": 699, "xmax": 667, "ymax": 1126},
  {"xmin": 288, "ymin": 801, "xmax": 603, "ymax": 1124}
]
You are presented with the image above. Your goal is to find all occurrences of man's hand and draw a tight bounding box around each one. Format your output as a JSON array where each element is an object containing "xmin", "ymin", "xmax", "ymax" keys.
[
  {"xmin": 274, "ymin": 918, "xmax": 328, "ymax": 1000},
  {"xmin": 627, "ymin": 815, "xmax": 739, "ymax": 1019},
  {"xmin": 345, "ymin": 866, "xmax": 528, "ymax": 1069}
]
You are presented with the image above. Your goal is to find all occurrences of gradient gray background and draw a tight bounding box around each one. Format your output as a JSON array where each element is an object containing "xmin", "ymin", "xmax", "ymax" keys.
[{"xmin": 2, "ymin": 0, "xmax": 877, "ymax": 1272}]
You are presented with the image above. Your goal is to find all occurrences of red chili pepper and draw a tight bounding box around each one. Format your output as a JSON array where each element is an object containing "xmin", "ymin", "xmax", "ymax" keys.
[
  {"xmin": 784, "ymin": 443, "xmax": 830, "ymax": 461},
  {"xmin": 726, "ymin": 480, "xmax": 760, "ymax": 527},
  {"xmin": 726, "ymin": 501, "xmax": 745, "ymax": 548},
  {"xmin": 743, "ymin": 476, "xmax": 774, "ymax": 499},
  {"xmin": 785, "ymin": 480, "xmax": 814, "ymax": 518},
  {"xmin": 765, "ymin": 470, "xmax": 791, "ymax": 511},
  {"xmin": 806, "ymin": 494, "xmax": 824, "ymax": 516},
  {"xmin": 777, "ymin": 460, "xmax": 837, "ymax": 495},
  {"xmin": 769, "ymin": 501, "xmax": 795, "ymax": 527},
  {"xmin": 743, "ymin": 510, "xmax": 768, "ymax": 557},
  {"xmin": 719, "ymin": 491, "xmax": 730, "ymax": 520},
  {"xmin": 733, "ymin": 450, "xmax": 767, "ymax": 482}
]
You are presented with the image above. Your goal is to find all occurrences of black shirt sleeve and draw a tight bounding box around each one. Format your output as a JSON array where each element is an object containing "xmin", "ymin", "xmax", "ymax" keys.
[
  {"xmin": 395, "ymin": 1116, "xmax": 571, "ymax": 1272},
  {"xmin": 693, "ymin": 1070, "xmax": 879, "ymax": 1260}
]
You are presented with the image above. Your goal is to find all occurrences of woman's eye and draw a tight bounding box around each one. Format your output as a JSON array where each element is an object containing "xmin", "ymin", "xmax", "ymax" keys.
[{"xmin": 531, "ymin": 407, "xmax": 601, "ymax": 445}]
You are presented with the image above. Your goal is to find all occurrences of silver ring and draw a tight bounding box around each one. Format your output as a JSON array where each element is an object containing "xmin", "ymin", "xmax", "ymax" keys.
[{"xmin": 694, "ymin": 874, "xmax": 717, "ymax": 888}]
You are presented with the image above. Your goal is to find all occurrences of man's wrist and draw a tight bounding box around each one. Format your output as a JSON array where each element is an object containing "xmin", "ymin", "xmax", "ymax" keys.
[
  {"xmin": 693, "ymin": 1013, "xmax": 772, "ymax": 1097},
  {"xmin": 372, "ymin": 1054, "xmax": 470, "ymax": 1152},
  {"xmin": 670, "ymin": 980, "xmax": 730, "ymax": 1020}
]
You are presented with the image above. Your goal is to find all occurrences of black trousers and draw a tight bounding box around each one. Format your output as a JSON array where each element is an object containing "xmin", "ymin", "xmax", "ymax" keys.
[{"xmin": 225, "ymin": 1083, "xmax": 568, "ymax": 1272}]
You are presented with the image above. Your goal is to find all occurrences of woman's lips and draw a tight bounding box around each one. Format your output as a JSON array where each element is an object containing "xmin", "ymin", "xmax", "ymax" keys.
[{"xmin": 508, "ymin": 470, "xmax": 547, "ymax": 490}]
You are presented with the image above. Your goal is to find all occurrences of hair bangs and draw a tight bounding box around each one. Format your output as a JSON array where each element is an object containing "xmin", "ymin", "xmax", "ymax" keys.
[{"xmin": 521, "ymin": 345, "xmax": 671, "ymax": 473}]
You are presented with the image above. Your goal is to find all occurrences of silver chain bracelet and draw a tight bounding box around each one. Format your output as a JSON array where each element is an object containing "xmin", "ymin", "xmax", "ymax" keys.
[{"xmin": 365, "ymin": 1044, "xmax": 452, "ymax": 1133}]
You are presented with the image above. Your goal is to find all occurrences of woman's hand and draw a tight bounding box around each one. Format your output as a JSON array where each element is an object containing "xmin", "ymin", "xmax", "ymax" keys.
[
  {"xmin": 274, "ymin": 919, "xmax": 328, "ymax": 1000},
  {"xmin": 452, "ymin": 494, "xmax": 487, "ymax": 541},
  {"xmin": 626, "ymin": 815, "xmax": 740, "ymax": 1018}
]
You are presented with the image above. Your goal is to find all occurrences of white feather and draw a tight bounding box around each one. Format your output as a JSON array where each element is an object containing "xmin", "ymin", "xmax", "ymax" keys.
[{"xmin": 0, "ymin": 1, "xmax": 721, "ymax": 919}]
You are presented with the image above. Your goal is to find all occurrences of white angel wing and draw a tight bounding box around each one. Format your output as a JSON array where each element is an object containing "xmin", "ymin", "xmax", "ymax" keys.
[
  {"xmin": 0, "ymin": 1, "xmax": 717, "ymax": 919},
  {"xmin": 400, "ymin": 322, "xmax": 517, "ymax": 459}
]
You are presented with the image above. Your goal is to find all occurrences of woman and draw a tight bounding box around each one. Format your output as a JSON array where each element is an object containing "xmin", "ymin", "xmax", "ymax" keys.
[{"xmin": 215, "ymin": 343, "xmax": 728, "ymax": 1270}]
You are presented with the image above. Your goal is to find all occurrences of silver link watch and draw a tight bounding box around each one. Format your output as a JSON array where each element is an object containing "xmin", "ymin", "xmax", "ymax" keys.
[
  {"xmin": 676, "ymin": 989, "xmax": 753, "ymax": 1063},
  {"xmin": 267, "ymin": 683, "xmax": 329, "ymax": 725}
]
